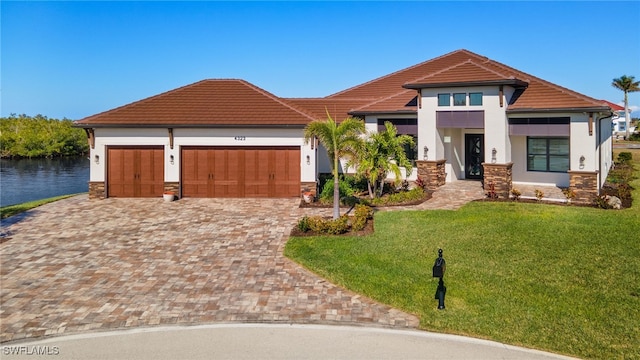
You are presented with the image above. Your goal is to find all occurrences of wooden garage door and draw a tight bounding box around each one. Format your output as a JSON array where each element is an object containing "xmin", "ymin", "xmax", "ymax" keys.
[
  {"xmin": 108, "ymin": 147, "xmax": 164, "ymax": 197},
  {"xmin": 181, "ymin": 147, "xmax": 300, "ymax": 198}
]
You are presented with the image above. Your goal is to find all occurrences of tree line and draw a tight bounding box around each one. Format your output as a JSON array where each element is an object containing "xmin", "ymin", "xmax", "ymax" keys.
[{"xmin": 0, "ymin": 114, "xmax": 89, "ymax": 158}]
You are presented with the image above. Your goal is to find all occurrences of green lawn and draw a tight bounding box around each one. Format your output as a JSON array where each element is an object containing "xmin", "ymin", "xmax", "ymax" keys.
[
  {"xmin": 0, "ymin": 194, "xmax": 82, "ymax": 219},
  {"xmin": 285, "ymin": 151, "xmax": 640, "ymax": 359}
]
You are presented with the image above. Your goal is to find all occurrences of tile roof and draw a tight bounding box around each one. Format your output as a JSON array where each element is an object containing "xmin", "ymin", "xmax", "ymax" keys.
[
  {"xmin": 330, "ymin": 49, "xmax": 610, "ymax": 113},
  {"xmin": 283, "ymin": 98, "xmax": 373, "ymax": 122},
  {"xmin": 601, "ymin": 100, "xmax": 625, "ymax": 111},
  {"xmin": 349, "ymin": 90, "xmax": 417, "ymax": 115},
  {"xmin": 76, "ymin": 79, "xmax": 317, "ymax": 127},
  {"xmin": 77, "ymin": 49, "xmax": 616, "ymax": 127}
]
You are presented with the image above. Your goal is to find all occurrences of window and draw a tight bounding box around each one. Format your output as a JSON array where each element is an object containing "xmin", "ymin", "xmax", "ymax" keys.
[
  {"xmin": 438, "ymin": 94, "xmax": 450, "ymax": 106},
  {"xmin": 453, "ymin": 93, "xmax": 466, "ymax": 106},
  {"xmin": 527, "ymin": 137, "xmax": 569, "ymax": 172},
  {"xmin": 469, "ymin": 92, "xmax": 483, "ymax": 106}
]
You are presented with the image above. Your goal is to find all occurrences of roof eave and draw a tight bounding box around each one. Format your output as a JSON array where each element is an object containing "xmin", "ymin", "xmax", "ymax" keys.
[
  {"xmin": 348, "ymin": 109, "xmax": 418, "ymax": 116},
  {"xmin": 507, "ymin": 106, "xmax": 612, "ymax": 114},
  {"xmin": 403, "ymin": 79, "xmax": 529, "ymax": 89},
  {"xmin": 73, "ymin": 123, "xmax": 307, "ymax": 129}
]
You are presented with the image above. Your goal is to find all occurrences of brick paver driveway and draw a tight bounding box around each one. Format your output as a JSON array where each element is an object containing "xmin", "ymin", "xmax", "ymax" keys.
[{"xmin": 0, "ymin": 196, "xmax": 418, "ymax": 343}]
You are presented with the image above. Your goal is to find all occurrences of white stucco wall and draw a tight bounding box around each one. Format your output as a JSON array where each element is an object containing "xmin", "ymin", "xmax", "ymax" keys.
[
  {"xmin": 91, "ymin": 127, "xmax": 314, "ymax": 183},
  {"xmin": 419, "ymin": 85, "xmax": 513, "ymax": 182}
]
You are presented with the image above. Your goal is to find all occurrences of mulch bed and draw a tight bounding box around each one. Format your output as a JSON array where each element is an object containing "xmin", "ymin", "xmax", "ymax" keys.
[{"xmin": 298, "ymin": 191, "xmax": 433, "ymax": 209}]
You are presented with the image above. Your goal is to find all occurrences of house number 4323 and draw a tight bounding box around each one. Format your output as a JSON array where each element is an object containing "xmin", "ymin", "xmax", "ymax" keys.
[{"xmin": 234, "ymin": 136, "xmax": 246, "ymax": 141}]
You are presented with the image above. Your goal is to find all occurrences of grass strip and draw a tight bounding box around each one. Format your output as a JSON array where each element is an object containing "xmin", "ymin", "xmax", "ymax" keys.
[{"xmin": 1, "ymin": 194, "xmax": 82, "ymax": 219}]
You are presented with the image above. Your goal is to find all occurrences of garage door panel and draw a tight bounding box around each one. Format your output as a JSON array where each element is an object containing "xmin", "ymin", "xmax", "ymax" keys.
[
  {"xmin": 273, "ymin": 149, "xmax": 300, "ymax": 197},
  {"xmin": 242, "ymin": 149, "xmax": 268, "ymax": 197},
  {"xmin": 181, "ymin": 146, "xmax": 300, "ymax": 198},
  {"xmin": 181, "ymin": 148, "xmax": 210, "ymax": 197},
  {"xmin": 108, "ymin": 147, "xmax": 163, "ymax": 198},
  {"xmin": 138, "ymin": 148, "xmax": 165, "ymax": 197}
]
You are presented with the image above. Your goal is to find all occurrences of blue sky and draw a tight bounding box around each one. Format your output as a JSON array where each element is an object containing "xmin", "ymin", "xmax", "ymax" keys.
[{"xmin": 2, "ymin": 1, "xmax": 639, "ymax": 120}]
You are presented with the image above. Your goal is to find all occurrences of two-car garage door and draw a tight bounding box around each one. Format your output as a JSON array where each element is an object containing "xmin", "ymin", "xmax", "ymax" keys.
[{"xmin": 181, "ymin": 147, "xmax": 300, "ymax": 198}]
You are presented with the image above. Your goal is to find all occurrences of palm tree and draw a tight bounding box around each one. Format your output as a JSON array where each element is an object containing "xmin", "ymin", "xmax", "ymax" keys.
[
  {"xmin": 612, "ymin": 75, "xmax": 640, "ymax": 139},
  {"xmin": 304, "ymin": 110, "xmax": 364, "ymax": 219},
  {"xmin": 353, "ymin": 121, "xmax": 415, "ymax": 198}
]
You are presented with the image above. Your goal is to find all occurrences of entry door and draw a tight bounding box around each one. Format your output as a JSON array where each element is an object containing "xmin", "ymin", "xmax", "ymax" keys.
[{"xmin": 465, "ymin": 134, "xmax": 484, "ymax": 180}]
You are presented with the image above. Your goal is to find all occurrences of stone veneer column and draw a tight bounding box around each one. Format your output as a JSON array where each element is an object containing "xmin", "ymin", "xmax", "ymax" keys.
[
  {"xmin": 568, "ymin": 171, "xmax": 599, "ymax": 204},
  {"xmin": 88, "ymin": 182, "xmax": 105, "ymax": 200},
  {"xmin": 416, "ymin": 159, "xmax": 446, "ymax": 191},
  {"xmin": 300, "ymin": 182, "xmax": 317, "ymax": 197},
  {"xmin": 482, "ymin": 162, "xmax": 513, "ymax": 199},
  {"xmin": 164, "ymin": 182, "xmax": 180, "ymax": 198}
]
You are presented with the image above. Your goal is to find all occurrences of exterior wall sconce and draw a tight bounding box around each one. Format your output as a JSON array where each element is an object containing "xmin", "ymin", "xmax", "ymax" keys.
[
  {"xmin": 423, "ymin": 146, "xmax": 428, "ymax": 160},
  {"xmin": 306, "ymin": 155, "xmax": 310, "ymax": 165},
  {"xmin": 170, "ymin": 155, "xmax": 175, "ymax": 165},
  {"xmin": 579, "ymin": 155, "xmax": 585, "ymax": 169},
  {"xmin": 94, "ymin": 154, "xmax": 99, "ymax": 164},
  {"xmin": 491, "ymin": 148, "xmax": 497, "ymax": 163}
]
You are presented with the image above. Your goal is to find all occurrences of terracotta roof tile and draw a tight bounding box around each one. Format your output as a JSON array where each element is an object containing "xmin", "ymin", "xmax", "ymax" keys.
[
  {"xmin": 350, "ymin": 90, "xmax": 417, "ymax": 115},
  {"xmin": 76, "ymin": 79, "xmax": 317, "ymax": 126},
  {"xmin": 406, "ymin": 60, "xmax": 518, "ymax": 85},
  {"xmin": 283, "ymin": 98, "xmax": 372, "ymax": 121},
  {"xmin": 328, "ymin": 49, "xmax": 608, "ymax": 112},
  {"xmin": 601, "ymin": 100, "xmax": 625, "ymax": 111}
]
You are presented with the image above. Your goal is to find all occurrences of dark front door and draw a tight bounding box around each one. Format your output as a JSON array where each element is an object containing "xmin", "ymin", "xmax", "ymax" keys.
[{"xmin": 465, "ymin": 134, "xmax": 484, "ymax": 180}]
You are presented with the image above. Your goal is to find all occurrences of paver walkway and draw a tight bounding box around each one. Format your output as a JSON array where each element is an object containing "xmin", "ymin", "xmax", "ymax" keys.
[{"xmin": 1, "ymin": 196, "xmax": 419, "ymax": 343}]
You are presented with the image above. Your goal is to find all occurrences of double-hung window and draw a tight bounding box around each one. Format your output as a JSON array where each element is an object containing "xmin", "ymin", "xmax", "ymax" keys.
[{"xmin": 527, "ymin": 137, "xmax": 569, "ymax": 172}]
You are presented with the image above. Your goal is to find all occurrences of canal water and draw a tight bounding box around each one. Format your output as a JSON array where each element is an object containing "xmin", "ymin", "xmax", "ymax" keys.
[{"xmin": 0, "ymin": 157, "xmax": 90, "ymax": 207}]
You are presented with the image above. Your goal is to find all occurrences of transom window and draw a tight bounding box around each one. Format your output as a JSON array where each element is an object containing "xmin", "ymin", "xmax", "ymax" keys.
[
  {"xmin": 527, "ymin": 137, "xmax": 569, "ymax": 172},
  {"xmin": 453, "ymin": 93, "xmax": 466, "ymax": 106},
  {"xmin": 437, "ymin": 94, "xmax": 450, "ymax": 106},
  {"xmin": 469, "ymin": 92, "xmax": 483, "ymax": 106}
]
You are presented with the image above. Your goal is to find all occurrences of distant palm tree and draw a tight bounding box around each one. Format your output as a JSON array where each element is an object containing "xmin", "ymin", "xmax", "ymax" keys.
[
  {"xmin": 304, "ymin": 110, "xmax": 364, "ymax": 219},
  {"xmin": 612, "ymin": 75, "xmax": 640, "ymax": 139}
]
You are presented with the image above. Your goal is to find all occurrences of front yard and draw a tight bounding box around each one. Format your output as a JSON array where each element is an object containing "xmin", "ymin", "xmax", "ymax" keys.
[{"xmin": 285, "ymin": 150, "xmax": 640, "ymax": 360}]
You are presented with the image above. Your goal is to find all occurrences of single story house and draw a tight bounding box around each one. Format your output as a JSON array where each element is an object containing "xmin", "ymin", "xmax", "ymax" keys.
[{"xmin": 75, "ymin": 49, "xmax": 617, "ymax": 203}]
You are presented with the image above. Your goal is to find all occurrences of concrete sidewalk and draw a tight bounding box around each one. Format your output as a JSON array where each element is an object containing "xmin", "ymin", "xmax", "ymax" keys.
[{"xmin": 1, "ymin": 324, "xmax": 578, "ymax": 360}]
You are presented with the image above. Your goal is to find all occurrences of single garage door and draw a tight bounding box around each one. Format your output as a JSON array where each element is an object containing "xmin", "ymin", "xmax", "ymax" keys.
[
  {"xmin": 181, "ymin": 146, "xmax": 300, "ymax": 198},
  {"xmin": 107, "ymin": 146, "xmax": 164, "ymax": 197}
]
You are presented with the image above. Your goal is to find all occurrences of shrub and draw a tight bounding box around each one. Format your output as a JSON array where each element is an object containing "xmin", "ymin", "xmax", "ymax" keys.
[
  {"xmin": 304, "ymin": 215, "xmax": 350, "ymax": 235},
  {"xmin": 485, "ymin": 182, "xmax": 498, "ymax": 199},
  {"xmin": 535, "ymin": 189, "xmax": 544, "ymax": 201},
  {"xmin": 352, "ymin": 204, "xmax": 374, "ymax": 231},
  {"xmin": 618, "ymin": 152, "xmax": 633, "ymax": 165},
  {"xmin": 511, "ymin": 188, "xmax": 521, "ymax": 201},
  {"xmin": 319, "ymin": 177, "xmax": 356, "ymax": 203},
  {"xmin": 297, "ymin": 216, "xmax": 311, "ymax": 232},
  {"xmin": 414, "ymin": 177, "xmax": 427, "ymax": 190},
  {"xmin": 370, "ymin": 188, "xmax": 424, "ymax": 206},
  {"xmin": 562, "ymin": 188, "xmax": 576, "ymax": 202},
  {"xmin": 307, "ymin": 216, "xmax": 329, "ymax": 233},
  {"xmin": 593, "ymin": 195, "xmax": 612, "ymax": 209},
  {"xmin": 326, "ymin": 216, "xmax": 350, "ymax": 235}
]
